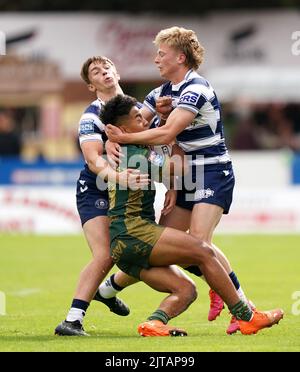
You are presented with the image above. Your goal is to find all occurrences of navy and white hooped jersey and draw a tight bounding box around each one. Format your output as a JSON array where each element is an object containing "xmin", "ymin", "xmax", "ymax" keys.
[
  {"xmin": 143, "ymin": 70, "xmax": 231, "ymax": 167},
  {"xmin": 78, "ymin": 99, "xmax": 146, "ymax": 147},
  {"xmin": 78, "ymin": 99, "xmax": 106, "ymax": 146}
]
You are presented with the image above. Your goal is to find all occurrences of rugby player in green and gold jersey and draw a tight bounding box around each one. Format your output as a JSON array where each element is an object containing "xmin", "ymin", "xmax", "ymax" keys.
[{"xmin": 100, "ymin": 94, "xmax": 283, "ymax": 337}]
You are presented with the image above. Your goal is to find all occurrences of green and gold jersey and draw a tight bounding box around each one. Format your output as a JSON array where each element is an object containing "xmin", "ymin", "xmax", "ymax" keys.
[
  {"xmin": 108, "ymin": 144, "xmax": 170, "ymax": 273},
  {"xmin": 108, "ymin": 144, "xmax": 168, "ymax": 222}
]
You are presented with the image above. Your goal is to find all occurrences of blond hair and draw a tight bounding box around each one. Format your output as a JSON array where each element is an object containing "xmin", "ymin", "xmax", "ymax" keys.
[
  {"xmin": 80, "ymin": 56, "xmax": 115, "ymax": 84},
  {"xmin": 154, "ymin": 26, "xmax": 205, "ymax": 70}
]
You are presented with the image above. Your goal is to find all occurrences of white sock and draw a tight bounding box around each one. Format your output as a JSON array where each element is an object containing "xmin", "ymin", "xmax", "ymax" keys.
[
  {"xmin": 66, "ymin": 307, "xmax": 85, "ymax": 324},
  {"xmin": 98, "ymin": 276, "xmax": 120, "ymax": 299},
  {"xmin": 237, "ymin": 287, "xmax": 248, "ymax": 303}
]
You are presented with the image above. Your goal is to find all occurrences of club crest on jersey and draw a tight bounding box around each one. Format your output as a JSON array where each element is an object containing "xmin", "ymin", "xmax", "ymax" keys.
[
  {"xmin": 148, "ymin": 150, "xmax": 164, "ymax": 167},
  {"xmin": 179, "ymin": 91, "xmax": 200, "ymax": 105},
  {"xmin": 95, "ymin": 198, "xmax": 108, "ymax": 209}
]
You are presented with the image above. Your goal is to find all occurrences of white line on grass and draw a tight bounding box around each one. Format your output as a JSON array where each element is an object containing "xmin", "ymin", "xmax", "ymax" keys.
[{"xmin": 9, "ymin": 288, "xmax": 42, "ymax": 297}]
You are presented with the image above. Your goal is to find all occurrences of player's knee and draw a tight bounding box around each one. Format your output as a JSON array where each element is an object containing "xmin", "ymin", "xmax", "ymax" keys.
[
  {"xmin": 181, "ymin": 279, "xmax": 198, "ymax": 304},
  {"xmin": 190, "ymin": 228, "xmax": 209, "ymax": 242},
  {"xmin": 189, "ymin": 282, "xmax": 198, "ymax": 303},
  {"xmin": 198, "ymin": 241, "xmax": 216, "ymax": 260}
]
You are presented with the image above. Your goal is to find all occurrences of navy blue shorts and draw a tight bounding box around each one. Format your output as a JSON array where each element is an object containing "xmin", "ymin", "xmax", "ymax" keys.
[
  {"xmin": 76, "ymin": 165, "xmax": 109, "ymax": 226},
  {"xmin": 176, "ymin": 162, "xmax": 235, "ymax": 214}
]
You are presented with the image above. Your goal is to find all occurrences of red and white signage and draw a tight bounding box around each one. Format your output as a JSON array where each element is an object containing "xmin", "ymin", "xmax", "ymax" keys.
[
  {"xmin": 1, "ymin": 185, "xmax": 300, "ymax": 234},
  {"xmin": 217, "ymin": 188, "xmax": 300, "ymax": 233},
  {"xmin": 154, "ymin": 184, "xmax": 300, "ymax": 234},
  {"xmin": 0, "ymin": 187, "xmax": 81, "ymax": 234}
]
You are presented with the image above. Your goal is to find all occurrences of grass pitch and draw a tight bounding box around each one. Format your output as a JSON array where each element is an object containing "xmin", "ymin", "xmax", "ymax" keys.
[{"xmin": 0, "ymin": 234, "xmax": 299, "ymax": 352}]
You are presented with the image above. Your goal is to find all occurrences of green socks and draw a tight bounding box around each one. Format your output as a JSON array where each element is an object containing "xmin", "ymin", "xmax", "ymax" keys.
[
  {"xmin": 230, "ymin": 300, "xmax": 253, "ymax": 321},
  {"xmin": 148, "ymin": 302, "xmax": 253, "ymax": 325},
  {"xmin": 148, "ymin": 309, "xmax": 170, "ymax": 324}
]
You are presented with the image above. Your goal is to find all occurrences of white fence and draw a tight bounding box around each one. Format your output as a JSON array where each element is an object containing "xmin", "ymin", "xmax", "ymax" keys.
[
  {"xmin": 0, "ymin": 186, "xmax": 81, "ymax": 234},
  {"xmin": 0, "ymin": 151, "xmax": 299, "ymax": 234},
  {"xmin": 1, "ymin": 184, "xmax": 300, "ymax": 234}
]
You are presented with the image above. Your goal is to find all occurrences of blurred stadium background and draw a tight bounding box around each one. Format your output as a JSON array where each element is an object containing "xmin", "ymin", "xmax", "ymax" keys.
[
  {"xmin": 1, "ymin": 1, "xmax": 300, "ymax": 234},
  {"xmin": 0, "ymin": 1, "xmax": 300, "ymax": 351}
]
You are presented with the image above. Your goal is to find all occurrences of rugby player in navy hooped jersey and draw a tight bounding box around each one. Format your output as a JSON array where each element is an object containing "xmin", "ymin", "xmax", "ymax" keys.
[
  {"xmin": 105, "ymin": 26, "xmax": 282, "ymax": 334},
  {"xmin": 55, "ymin": 56, "xmax": 152, "ymax": 336},
  {"xmin": 102, "ymin": 94, "xmax": 283, "ymax": 337}
]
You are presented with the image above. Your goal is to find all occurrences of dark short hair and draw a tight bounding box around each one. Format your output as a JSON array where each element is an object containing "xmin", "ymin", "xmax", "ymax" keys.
[{"xmin": 100, "ymin": 94, "xmax": 137, "ymax": 126}]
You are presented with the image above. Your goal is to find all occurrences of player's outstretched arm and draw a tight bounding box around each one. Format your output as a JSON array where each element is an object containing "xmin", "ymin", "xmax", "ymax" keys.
[
  {"xmin": 81, "ymin": 140, "xmax": 149, "ymax": 189},
  {"xmin": 106, "ymin": 108, "xmax": 196, "ymax": 146}
]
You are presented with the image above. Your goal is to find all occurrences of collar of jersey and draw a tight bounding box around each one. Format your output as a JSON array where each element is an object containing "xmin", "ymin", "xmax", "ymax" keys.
[
  {"xmin": 171, "ymin": 69, "xmax": 195, "ymax": 91},
  {"xmin": 97, "ymin": 98, "xmax": 105, "ymax": 105}
]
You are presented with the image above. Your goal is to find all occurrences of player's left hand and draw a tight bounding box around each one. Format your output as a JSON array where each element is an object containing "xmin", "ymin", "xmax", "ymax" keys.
[
  {"xmin": 156, "ymin": 96, "xmax": 173, "ymax": 119},
  {"xmin": 105, "ymin": 140, "xmax": 124, "ymax": 168},
  {"xmin": 161, "ymin": 189, "xmax": 177, "ymax": 216},
  {"xmin": 118, "ymin": 168, "xmax": 150, "ymax": 190},
  {"xmin": 105, "ymin": 124, "xmax": 126, "ymax": 143}
]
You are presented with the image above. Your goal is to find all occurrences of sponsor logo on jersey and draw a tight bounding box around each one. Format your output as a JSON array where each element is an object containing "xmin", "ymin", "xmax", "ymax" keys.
[
  {"xmin": 179, "ymin": 91, "xmax": 200, "ymax": 105},
  {"xmin": 80, "ymin": 121, "xmax": 95, "ymax": 134}
]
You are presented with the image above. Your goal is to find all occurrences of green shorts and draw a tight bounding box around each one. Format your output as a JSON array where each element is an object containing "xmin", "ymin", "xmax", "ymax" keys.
[{"xmin": 109, "ymin": 217, "xmax": 165, "ymax": 279}]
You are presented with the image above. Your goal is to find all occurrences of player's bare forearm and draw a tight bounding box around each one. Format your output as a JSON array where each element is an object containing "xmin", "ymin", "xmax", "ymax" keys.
[
  {"xmin": 88, "ymin": 155, "xmax": 149, "ymax": 189},
  {"xmin": 80, "ymin": 141, "xmax": 119, "ymax": 182},
  {"xmin": 158, "ymin": 117, "xmax": 167, "ymax": 127},
  {"xmin": 171, "ymin": 144, "xmax": 189, "ymax": 176},
  {"xmin": 81, "ymin": 140, "xmax": 149, "ymax": 188},
  {"xmin": 106, "ymin": 124, "xmax": 173, "ymax": 146},
  {"xmin": 85, "ymin": 153, "xmax": 116, "ymax": 181}
]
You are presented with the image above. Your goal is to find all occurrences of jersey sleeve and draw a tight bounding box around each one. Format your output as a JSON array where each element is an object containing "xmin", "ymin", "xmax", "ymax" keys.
[
  {"xmin": 78, "ymin": 104, "xmax": 106, "ymax": 146},
  {"xmin": 177, "ymin": 83, "xmax": 214, "ymax": 115},
  {"xmin": 143, "ymin": 87, "xmax": 160, "ymax": 115}
]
